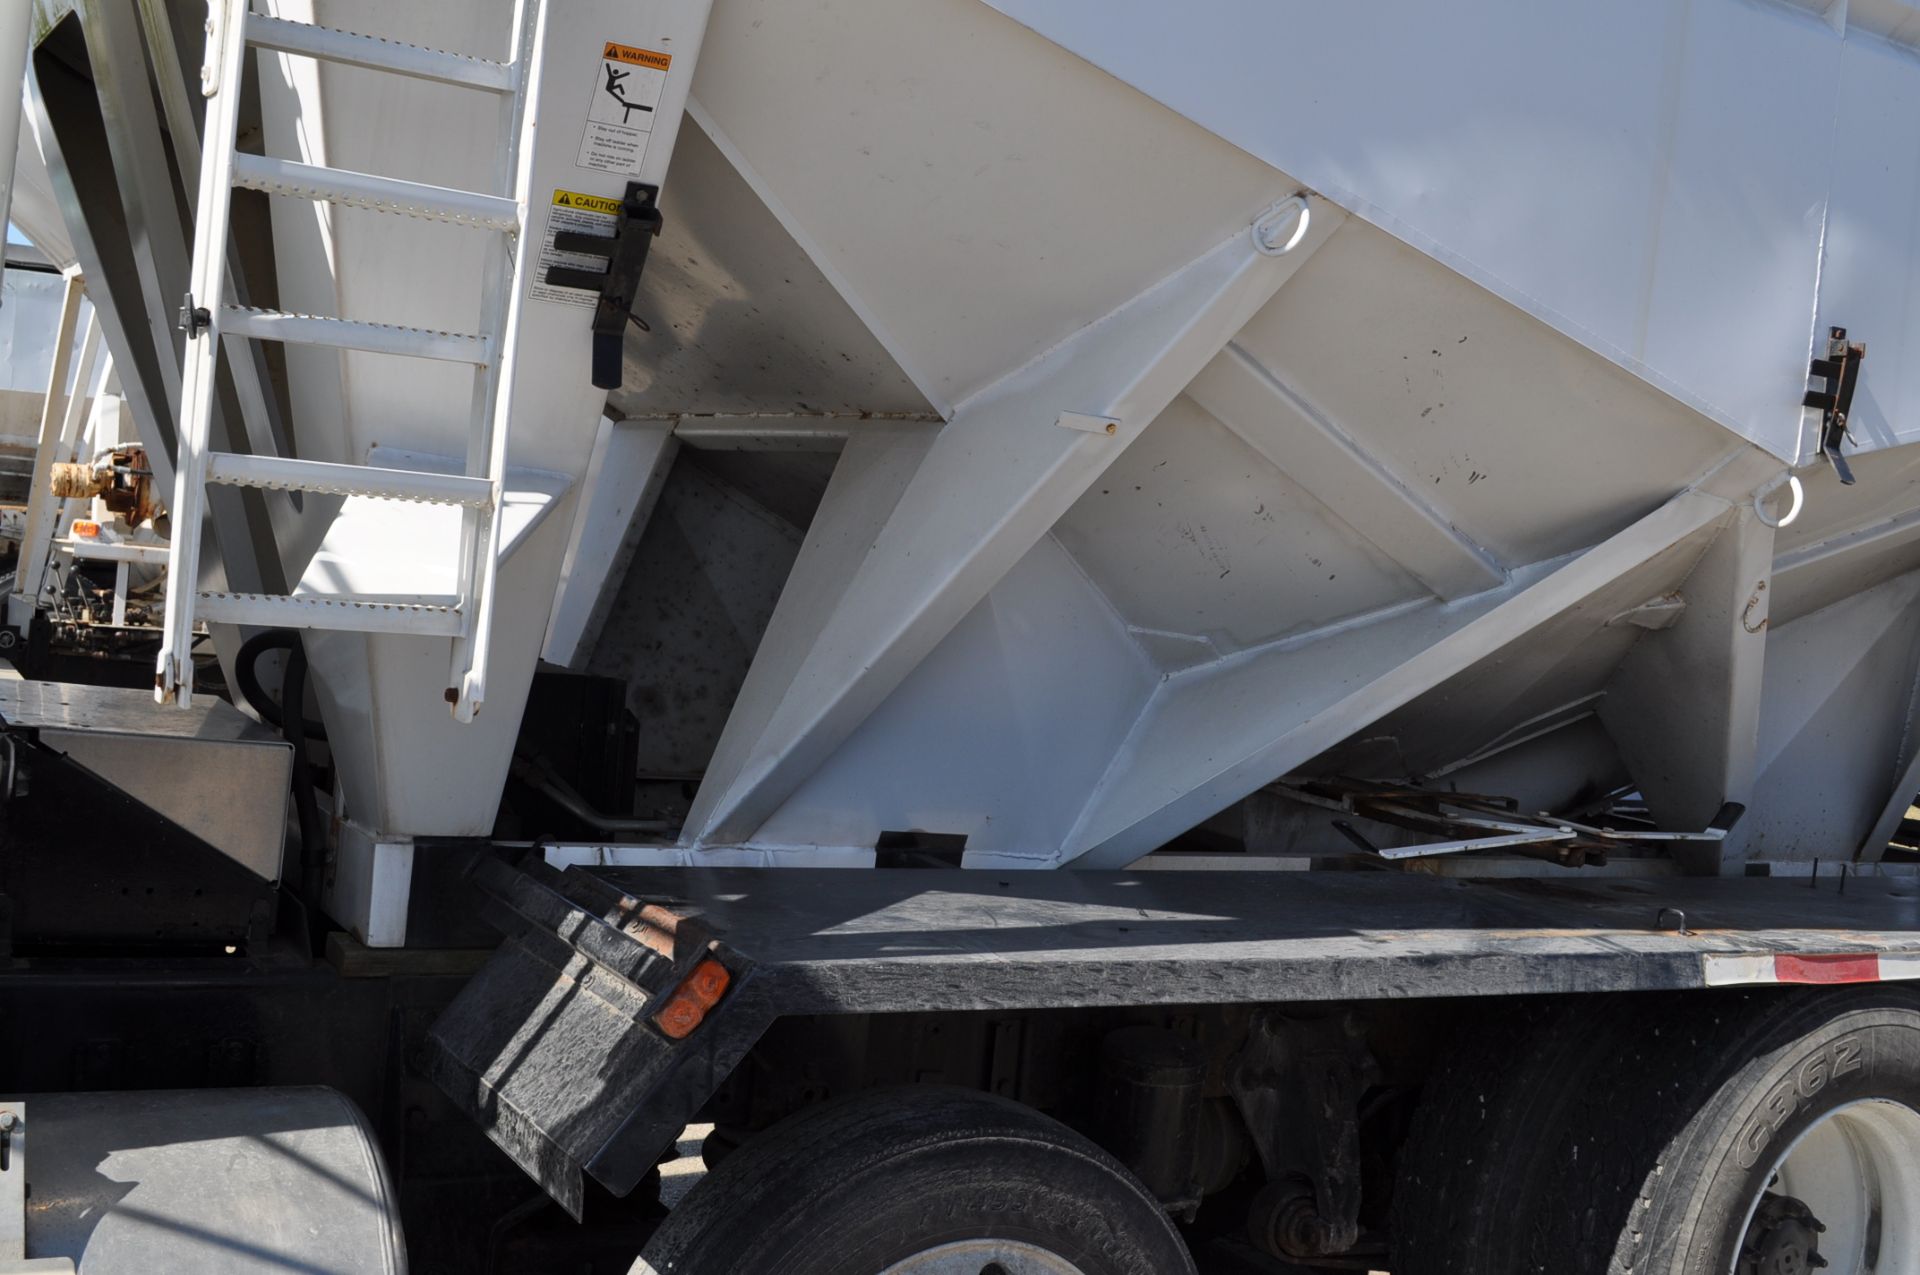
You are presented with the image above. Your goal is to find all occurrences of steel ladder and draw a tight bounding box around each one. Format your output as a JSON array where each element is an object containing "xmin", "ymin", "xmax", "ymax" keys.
[{"xmin": 156, "ymin": 0, "xmax": 545, "ymax": 722}]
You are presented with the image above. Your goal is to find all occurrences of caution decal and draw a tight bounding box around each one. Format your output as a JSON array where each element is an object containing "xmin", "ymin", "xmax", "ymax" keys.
[
  {"xmin": 551, "ymin": 188, "xmax": 623, "ymax": 217},
  {"xmin": 529, "ymin": 187, "xmax": 619, "ymax": 310}
]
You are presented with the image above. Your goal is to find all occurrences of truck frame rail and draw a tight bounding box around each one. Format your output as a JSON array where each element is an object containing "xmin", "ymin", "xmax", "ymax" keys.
[{"xmin": 426, "ymin": 853, "xmax": 1920, "ymax": 1216}]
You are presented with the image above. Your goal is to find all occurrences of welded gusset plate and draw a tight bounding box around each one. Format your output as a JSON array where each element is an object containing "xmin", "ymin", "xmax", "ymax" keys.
[{"xmin": 423, "ymin": 855, "xmax": 765, "ymax": 1217}]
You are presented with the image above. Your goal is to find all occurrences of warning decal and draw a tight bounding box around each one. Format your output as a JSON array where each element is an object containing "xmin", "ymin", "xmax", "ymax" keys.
[
  {"xmin": 578, "ymin": 40, "xmax": 671, "ymax": 176},
  {"xmin": 551, "ymin": 189, "xmax": 622, "ymax": 217},
  {"xmin": 529, "ymin": 188, "xmax": 618, "ymax": 309}
]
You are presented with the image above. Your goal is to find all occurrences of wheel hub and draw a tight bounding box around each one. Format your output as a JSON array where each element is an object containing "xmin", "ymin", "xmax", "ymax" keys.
[{"xmin": 1739, "ymin": 1193, "xmax": 1829, "ymax": 1275}]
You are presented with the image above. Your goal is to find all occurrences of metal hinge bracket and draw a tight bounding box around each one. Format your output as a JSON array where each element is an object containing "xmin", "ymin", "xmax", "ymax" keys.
[
  {"xmin": 1804, "ymin": 326, "xmax": 1865, "ymax": 486},
  {"xmin": 177, "ymin": 292, "xmax": 211, "ymax": 338},
  {"xmin": 541, "ymin": 181, "xmax": 663, "ymax": 390}
]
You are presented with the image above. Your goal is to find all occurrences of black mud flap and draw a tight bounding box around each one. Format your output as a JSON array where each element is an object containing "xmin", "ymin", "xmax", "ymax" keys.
[{"xmin": 424, "ymin": 854, "xmax": 770, "ymax": 1218}]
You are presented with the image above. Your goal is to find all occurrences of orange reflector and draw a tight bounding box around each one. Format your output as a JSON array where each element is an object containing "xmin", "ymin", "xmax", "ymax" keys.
[
  {"xmin": 652, "ymin": 957, "xmax": 731, "ymax": 1040},
  {"xmin": 71, "ymin": 520, "xmax": 101, "ymax": 538}
]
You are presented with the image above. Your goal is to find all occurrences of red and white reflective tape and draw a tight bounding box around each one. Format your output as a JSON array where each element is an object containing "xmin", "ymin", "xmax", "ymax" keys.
[{"xmin": 1704, "ymin": 951, "xmax": 1920, "ymax": 987}]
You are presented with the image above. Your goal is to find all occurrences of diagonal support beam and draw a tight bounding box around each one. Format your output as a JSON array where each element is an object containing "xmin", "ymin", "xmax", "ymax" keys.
[
  {"xmin": 1860, "ymin": 688, "xmax": 1920, "ymax": 864},
  {"xmin": 8, "ymin": 269, "xmax": 86, "ymax": 632},
  {"xmin": 685, "ymin": 198, "xmax": 1346, "ymax": 844},
  {"xmin": 1065, "ymin": 485, "xmax": 1738, "ymax": 866},
  {"xmin": 1188, "ymin": 343, "xmax": 1505, "ymax": 600},
  {"xmin": 544, "ymin": 417, "xmax": 678, "ymax": 668},
  {"xmin": 687, "ymin": 421, "xmax": 941, "ymax": 841}
]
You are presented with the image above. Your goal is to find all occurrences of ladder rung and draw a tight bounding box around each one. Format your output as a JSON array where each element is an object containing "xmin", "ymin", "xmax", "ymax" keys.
[
  {"xmin": 196, "ymin": 591, "xmax": 464, "ymax": 637},
  {"xmin": 230, "ymin": 152, "xmax": 519, "ymax": 230},
  {"xmin": 245, "ymin": 14, "xmax": 515, "ymax": 93},
  {"xmin": 205, "ymin": 453, "xmax": 494, "ymax": 507},
  {"xmin": 221, "ymin": 306, "xmax": 489, "ymax": 364}
]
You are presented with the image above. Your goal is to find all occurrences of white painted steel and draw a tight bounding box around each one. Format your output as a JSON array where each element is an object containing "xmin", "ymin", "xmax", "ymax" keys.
[
  {"xmin": 1376, "ymin": 829, "xmax": 1575, "ymax": 861},
  {"xmin": 981, "ymin": 0, "xmax": 1839, "ymax": 462},
  {"xmin": 1737, "ymin": 571, "xmax": 1920, "ymax": 863},
  {"xmin": 10, "ymin": 283, "xmax": 97, "ymax": 632},
  {"xmin": 194, "ymin": 591, "xmax": 464, "ymax": 636},
  {"xmin": 205, "ymin": 452, "xmax": 494, "ymax": 505},
  {"xmin": 1251, "ymin": 195, "xmax": 1311, "ymax": 257},
  {"xmin": 444, "ymin": 0, "xmax": 543, "ymax": 724},
  {"xmin": 542, "ymin": 417, "xmax": 676, "ymax": 667},
  {"xmin": 61, "ymin": 540, "xmax": 171, "ymax": 565},
  {"xmin": 110, "ymin": 0, "xmax": 1920, "ymax": 896},
  {"xmin": 244, "ymin": 12, "xmax": 516, "ymax": 92},
  {"xmin": 1732, "ymin": 1100, "xmax": 1920, "ymax": 1275},
  {"xmin": 218, "ymin": 306, "xmax": 489, "ymax": 364},
  {"xmin": 163, "ymin": 0, "xmax": 557, "ymax": 741},
  {"xmin": 0, "ymin": 271, "xmax": 89, "ymax": 397},
  {"xmin": 8, "ymin": 271, "xmax": 84, "ymax": 634},
  {"xmin": 0, "ymin": 2, "xmax": 32, "ymax": 253},
  {"xmin": 324, "ymin": 820, "xmax": 416, "ymax": 948},
  {"xmin": 1184, "ymin": 344, "xmax": 1503, "ymax": 601},
  {"xmin": 685, "ymin": 199, "xmax": 1347, "ymax": 846},
  {"xmin": 668, "ymin": 417, "xmax": 880, "ymax": 448},
  {"xmin": 229, "ymin": 152, "xmax": 520, "ymax": 230},
  {"xmin": 1753, "ymin": 473, "xmax": 1805, "ymax": 529},
  {"xmin": 127, "ymin": 0, "xmax": 300, "ymax": 546},
  {"xmin": 445, "ymin": 0, "xmax": 715, "ymax": 728},
  {"xmin": 154, "ymin": 0, "xmax": 249, "ymax": 705}
]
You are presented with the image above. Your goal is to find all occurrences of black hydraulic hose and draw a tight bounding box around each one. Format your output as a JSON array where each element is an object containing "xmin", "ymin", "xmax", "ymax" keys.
[
  {"xmin": 277, "ymin": 634, "xmax": 329, "ymax": 928},
  {"xmin": 235, "ymin": 629, "xmax": 328, "ymax": 929},
  {"xmin": 235, "ymin": 629, "xmax": 327, "ymax": 740},
  {"xmin": 509, "ymin": 755, "xmax": 674, "ymax": 835}
]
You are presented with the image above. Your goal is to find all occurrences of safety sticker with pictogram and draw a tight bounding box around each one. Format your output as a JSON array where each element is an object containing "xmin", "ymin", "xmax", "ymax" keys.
[{"xmin": 578, "ymin": 41, "xmax": 671, "ymax": 176}]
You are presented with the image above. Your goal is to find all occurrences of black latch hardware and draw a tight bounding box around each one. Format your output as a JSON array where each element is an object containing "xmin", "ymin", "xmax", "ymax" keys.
[
  {"xmin": 542, "ymin": 181, "xmax": 663, "ymax": 390},
  {"xmin": 177, "ymin": 292, "xmax": 211, "ymax": 338},
  {"xmin": 1804, "ymin": 326, "xmax": 1865, "ymax": 486}
]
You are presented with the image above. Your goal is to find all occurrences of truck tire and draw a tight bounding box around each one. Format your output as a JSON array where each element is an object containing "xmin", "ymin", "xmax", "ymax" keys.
[
  {"xmin": 1391, "ymin": 994, "xmax": 1655, "ymax": 1273},
  {"xmin": 632, "ymin": 1086, "xmax": 1196, "ymax": 1275},
  {"xmin": 1394, "ymin": 987, "xmax": 1920, "ymax": 1275}
]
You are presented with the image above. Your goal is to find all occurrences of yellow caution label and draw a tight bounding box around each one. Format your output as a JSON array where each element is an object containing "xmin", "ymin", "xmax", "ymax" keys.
[
  {"xmin": 551, "ymin": 188, "xmax": 622, "ymax": 216},
  {"xmin": 602, "ymin": 42, "xmax": 671, "ymax": 72}
]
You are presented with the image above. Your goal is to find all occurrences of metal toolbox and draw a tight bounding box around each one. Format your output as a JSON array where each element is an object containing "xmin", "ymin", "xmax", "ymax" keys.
[{"xmin": 0, "ymin": 680, "xmax": 290, "ymax": 952}]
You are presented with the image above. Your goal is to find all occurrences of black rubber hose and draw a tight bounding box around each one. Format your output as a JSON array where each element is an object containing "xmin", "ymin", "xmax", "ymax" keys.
[
  {"xmin": 235, "ymin": 629, "xmax": 328, "ymax": 931},
  {"xmin": 277, "ymin": 634, "xmax": 328, "ymax": 929},
  {"xmin": 235, "ymin": 629, "xmax": 327, "ymax": 740}
]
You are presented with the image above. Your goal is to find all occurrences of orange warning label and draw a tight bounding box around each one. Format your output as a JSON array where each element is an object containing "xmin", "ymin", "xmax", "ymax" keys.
[{"xmin": 602, "ymin": 42, "xmax": 671, "ymax": 72}]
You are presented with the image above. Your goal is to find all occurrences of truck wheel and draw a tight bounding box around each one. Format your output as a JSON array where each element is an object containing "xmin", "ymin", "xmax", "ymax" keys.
[
  {"xmin": 632, "ymin": 1086, "xmax": 1196, "ymax": 1275},
  {"xmin": 1395, "ymin": 988, "xmax": 1920, "ymax": 1275},
  {"xmin": 1391, "ymin": 994, "xmax": 1654, "ymax": 1274}
]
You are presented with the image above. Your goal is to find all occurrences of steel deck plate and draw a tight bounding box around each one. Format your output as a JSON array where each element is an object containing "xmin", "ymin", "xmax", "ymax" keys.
[{"xmin": 578, "ymin": 865, "xmax": 1920, "ymax": 1010}]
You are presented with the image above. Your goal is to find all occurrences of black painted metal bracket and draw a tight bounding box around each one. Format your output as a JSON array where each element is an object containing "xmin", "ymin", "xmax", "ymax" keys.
[
  {"xmin": 1804, "ymin": 326, "xmax": 1866, "ymax": 486},
  {"xmin": 177, "ymin": 291, "xmax": 210, "ymax": 338},
  {"xmin": 542, "ymin": 181, "xmax": 663, "ymax": 391}
]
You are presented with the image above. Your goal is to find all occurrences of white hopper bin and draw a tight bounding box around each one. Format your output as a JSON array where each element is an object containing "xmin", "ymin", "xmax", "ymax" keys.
[{"xmin": 232, "ymin": 0, "xmax": 1920, "ymax": 937}]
